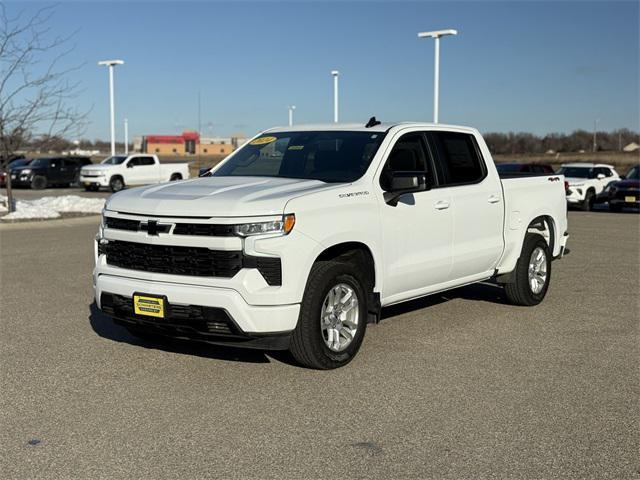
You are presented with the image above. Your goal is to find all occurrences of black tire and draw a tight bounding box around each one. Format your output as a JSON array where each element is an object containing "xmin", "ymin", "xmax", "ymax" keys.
[
  {"xmin": 109, "ymin": 176, "xmax": 124, "ymax": 192},
  {"xmin": 290, "ymin": 260, "xmax": 368, "ymax": 369},
  {"xmin": 581, "ymin": 190, "xmax": 594, "ymax": 211},
  {"xmin": 504, "ymin": 233, "xmax": 552, "ymax": 306},
  {"xmin": 30, "ymin": 175, "xmax": 47, "ymax": 190},
  {"xmin": 609, "ymin": 203, "xmax": 623, "ymax": 213},
  {"xmin": 170, "ymin": 173, "xmax": 182, "ymax": 181}
]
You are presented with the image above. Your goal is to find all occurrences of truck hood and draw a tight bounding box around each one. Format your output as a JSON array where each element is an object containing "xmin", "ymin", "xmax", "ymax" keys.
[
  {"xmin": 82, "ymin": 164, "xmax": 116, "ymax": 171},
  {"xmin": 565, "ymin": 177, "xmax": 592, "ymax": 185},
  {"xmin": 105, "ymin": 176, "xmax": 337, "ymax": 217}
]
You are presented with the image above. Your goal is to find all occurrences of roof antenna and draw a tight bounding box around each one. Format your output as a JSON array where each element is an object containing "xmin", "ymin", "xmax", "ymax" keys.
[{"xmin": 365, "ymin": 116, "xmax": 381, "ymax": 128}]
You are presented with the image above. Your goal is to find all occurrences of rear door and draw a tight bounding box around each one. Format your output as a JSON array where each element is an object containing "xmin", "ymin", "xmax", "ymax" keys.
[
  {"xmin": 377, "ymin": 130, "xmax": 453, "ymax": 302},
  {"xmin": 427, "ymin": 131, "xmax": 504, "ymax": 281}
]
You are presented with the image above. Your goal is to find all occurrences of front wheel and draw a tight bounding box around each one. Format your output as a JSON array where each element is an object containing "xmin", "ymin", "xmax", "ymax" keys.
[
  {"xmin": 504, "ymin": 233, "xmax": 551, "ymax": 306},
  {"xmin": 290, "ymin": 260, "xmax": 368, "ymax": 369},
  {"xmin": 109, "ymin": 176, "xmax": 124, "ymax": 192},
  {"xmin": 581, "ymin": 190, "xmax": 594, "ymax": 211},
  {"xmin": 30, "ymin": 175, "xmax": 47, "ymax": 190}
]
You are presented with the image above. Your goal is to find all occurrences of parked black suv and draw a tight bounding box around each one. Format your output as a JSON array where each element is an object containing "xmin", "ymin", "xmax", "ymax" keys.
[{"xmin": 10, "ymin": 156, "xmax": 92, "ymax": 189}]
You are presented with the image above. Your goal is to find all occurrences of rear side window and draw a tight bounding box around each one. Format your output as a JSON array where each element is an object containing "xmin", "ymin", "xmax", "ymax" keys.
[{"xmin": 430, "ymin": 132, "xmax": 485, "ymax": 186}]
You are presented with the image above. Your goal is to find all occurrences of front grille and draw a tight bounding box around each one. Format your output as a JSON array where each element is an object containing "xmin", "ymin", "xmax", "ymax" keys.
[
  {"xmin": 103, "ymin": 239, "xmax": 282, "ymax": 285},
  {"xmin": 173, "ymin": 223, "xmax": 236, "ymax": 236},
  {"xmin": 105, "ymin": 240, "xmax": 243, "ymax": 277},
  {"xmin": 105, "ymin": 217, "xmax": 140, "ymax": 231},
  {"xmin": 100, "ymin": 293, "xmax": 238, "ymax": 337}
]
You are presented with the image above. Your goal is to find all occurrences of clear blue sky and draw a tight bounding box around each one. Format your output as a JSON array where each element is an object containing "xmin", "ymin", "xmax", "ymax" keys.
[{"xmin": 10, "ymin": 1, "xmax": 639, "ymax": 141}]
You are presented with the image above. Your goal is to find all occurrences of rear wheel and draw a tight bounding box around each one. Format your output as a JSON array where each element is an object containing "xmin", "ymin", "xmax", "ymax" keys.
[
  {"xmin": 504, "ymin": 233, "xmax": 551, "ymax": 306},
  {"xmin": 581, "ymin": 190, "xmax": 594, "ymax": 211},
  {"xmin": 30, "ymin": 175, "xmax": 47, "ymax": 190},
  {"xmin": 109, "ymin": 176, "xmax": 124, "ymax": 192},
  {"xmin": 170, "ymin": 173, "xmax": 182, "ymax": 181},
  {"xmin": 290, "ymin": 260, "xmax": 368, "ymax": 369}
]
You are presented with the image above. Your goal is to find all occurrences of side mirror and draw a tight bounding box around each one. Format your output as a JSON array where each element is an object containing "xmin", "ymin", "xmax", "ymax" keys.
[
  {"xmin": 126, "ymin": 163, "xmax": 134, "ymax": 168},
  {"xmin": 384, "ymin": 171, "xmax": 428, "ymax": 206},
  {"xmin": 597, "ymin": 173, "xmax": 605, "ymax": 180}
]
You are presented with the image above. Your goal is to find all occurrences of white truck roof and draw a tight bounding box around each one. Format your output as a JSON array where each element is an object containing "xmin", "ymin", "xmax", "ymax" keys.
[{"xmin": 265, "ymin": 122, "xmax": 476, "ymax": 134}]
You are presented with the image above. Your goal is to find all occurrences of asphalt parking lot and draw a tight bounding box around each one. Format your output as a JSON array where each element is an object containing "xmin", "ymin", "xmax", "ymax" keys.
[{"xmin": 0, "ymin": 211, "xmax": 638, "ymax": 479}]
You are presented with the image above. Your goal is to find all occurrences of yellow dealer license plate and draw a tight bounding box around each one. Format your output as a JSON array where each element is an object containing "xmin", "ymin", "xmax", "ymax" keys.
[
  {"xmin": 133, "ymin": 294, "xmax": 165, "ymax": 318},
  {"xmin": 625, "ymin": 196, "xmax": 636, "ymax": 203}
]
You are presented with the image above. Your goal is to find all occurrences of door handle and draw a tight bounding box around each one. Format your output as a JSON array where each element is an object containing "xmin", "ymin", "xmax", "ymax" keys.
[
  {"xmin": 488, "ymin": 195, "xmax": 501, "ymax": 204},
  {"xmin": 434, "ymin": 200, "xmax": 450, "ymax": 210}
]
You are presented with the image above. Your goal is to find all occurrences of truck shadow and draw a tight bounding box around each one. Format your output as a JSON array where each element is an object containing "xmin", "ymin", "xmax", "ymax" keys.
[{"xmin": 88, "ymin": 302, "xmax": 297, "ymax": 365}]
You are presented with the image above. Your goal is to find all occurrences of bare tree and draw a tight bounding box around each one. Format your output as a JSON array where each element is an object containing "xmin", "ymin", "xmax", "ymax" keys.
[{"xmin": 0, "ymin": 3, "xmax": 88, "ymax": 212}]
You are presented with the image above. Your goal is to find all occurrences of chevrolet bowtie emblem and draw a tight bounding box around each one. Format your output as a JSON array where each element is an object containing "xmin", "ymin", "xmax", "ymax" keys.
[{"xmin": 140, "ymin": 220, "xmax": 171, "ymax": 235}]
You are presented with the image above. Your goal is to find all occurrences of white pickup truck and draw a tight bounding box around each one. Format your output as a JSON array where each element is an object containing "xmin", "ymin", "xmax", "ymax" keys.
[
  {"xmin": 80, "ymin": 154, "xmax": 190, "ymax": 192},
  {"xmin": 94, "ymin": 122, "xmax": 569, "ymax": 369}
]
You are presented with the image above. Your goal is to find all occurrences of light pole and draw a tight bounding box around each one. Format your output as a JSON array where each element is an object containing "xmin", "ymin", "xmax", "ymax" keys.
[
  {"xmin": 124, "ymin": 118, "xmax": 129, "ymax": 154},
  {"xmin": 288, "ymin": 105, "xmax": 296, "ymax": 127},
  {"xmin": 593, "ymin": 119, "xmax": 599, "ymax": 152},
  {"xmin": 98, "ymin": 59, "xmax": 124, "ymax": 156},
  {"xmin": 331, "ymin": 70, "xmax": 339, "ymax": 123},
  {"xmin": 417, "ymin": 29, "xmax": 457, "ymax": 123}
]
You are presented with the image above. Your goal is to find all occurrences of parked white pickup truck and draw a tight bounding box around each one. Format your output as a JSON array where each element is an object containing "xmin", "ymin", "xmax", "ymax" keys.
[
  {"xmin": 94, "ymin": 122, "xmax": 569, "ymax": 369},
  {"xmin": 80, "ymin": 154, "xmax": 190, "ymax": 192},
  {"xmin": 558, "ymin": 162, "xmax": 620, "ymax": 211}
]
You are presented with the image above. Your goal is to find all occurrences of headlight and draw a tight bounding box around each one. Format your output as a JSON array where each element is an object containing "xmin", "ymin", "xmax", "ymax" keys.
[{"xmin": 234, "ymin": 214, "xmax": 295, "ymax": 237}]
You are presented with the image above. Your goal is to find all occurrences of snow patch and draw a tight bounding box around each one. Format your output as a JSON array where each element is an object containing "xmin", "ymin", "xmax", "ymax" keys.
[{"xmin": 0, "ymin": 195, "xmax": 105, "ymax": 221}]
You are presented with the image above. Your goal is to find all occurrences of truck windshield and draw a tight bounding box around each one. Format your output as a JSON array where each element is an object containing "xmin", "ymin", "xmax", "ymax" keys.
[
  {"xmin": 102, "ymin": 156, "xmax": 128, "ymax": 165},
  {"xmin": 558, "ymin": 167, "xmax": 593, "ymax": 178},
  {"xmin": 213, "ymin": 131, "xmax": 386, "ymax": 183},
  {"xmin": 625, "ymin": 166, "xmax": 639, "ymax": 180}
]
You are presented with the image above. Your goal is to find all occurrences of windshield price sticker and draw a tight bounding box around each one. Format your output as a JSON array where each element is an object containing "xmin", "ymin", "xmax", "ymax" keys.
[{"xmin": 249, "ymin": 136, "xmax": 277, "ymax": 146}]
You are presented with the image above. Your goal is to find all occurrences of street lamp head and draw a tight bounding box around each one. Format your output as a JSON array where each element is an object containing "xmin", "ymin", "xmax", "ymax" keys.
[
  {"xmin": 98, "ymin": 59, "xmax": 125, "ymax": 66},
  {"xmin": 417, "ymin": 29, "xmax": 458, "ymax": 39},
  {"xmin": 331, "ymin": 70, "xmax": 339, "ymax": 77},
  {"xmin": 290, "ymin": 105, "xmax": 296, "ymax": 110}
]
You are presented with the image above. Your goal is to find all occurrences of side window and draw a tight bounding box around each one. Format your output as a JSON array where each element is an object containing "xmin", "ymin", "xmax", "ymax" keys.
[
  {"xmin": 379, "ymin": 133, "xmax": 429, "ymax": 191},
  {"xmin": 128, "ymin": 157, "xmax": 141, "ymax": 167},
  {"xmin": 603, "ymin": 168, "xmax": 613, "ymax": 177},
  {"xmin": 140, "ymin": 157, "xmax": 155, "ymax": 166},
  {"xmin": 430, "ymin": 132, "xmax": 485, "ymax": 186}
]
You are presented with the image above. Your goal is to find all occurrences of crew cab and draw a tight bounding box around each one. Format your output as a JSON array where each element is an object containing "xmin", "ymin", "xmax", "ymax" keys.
[
  {"xmin": 559, "ymin": 163, "xmax": 620, "ymax": 210},
  {"xmin": 80, "ymin": 154, "xmax": 190, "ymax": 192},
  {"xmin": 94, "ymin": 122, "xmax": 569, "ymax": 369},
  {"xmin": 10, "ymin": 156, "xmax": 91, "ymax": 189}
]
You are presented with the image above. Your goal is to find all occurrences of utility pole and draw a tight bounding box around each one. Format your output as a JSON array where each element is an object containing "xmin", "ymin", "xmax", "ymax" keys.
[
  {"xmin": 124, "ymin": 118, "xmax": 129, "ymax": 154},
  {"xmin": 593, "ymin": 119, "xmax": 599, "ymax": 152},
  {"xmin": 417, "ymin": 29, "xmax": 458, "ymax": 123},
  {"xmin": 331, "ymin": 70, "xmax": 339, "ymax": 123},
  {"xmin": 288, "ymin": 105, "xmax": 296, "ymax": 126},
  {"xmin": 98, "ymin": 60, "xmax": 124, "ymax": 156}
]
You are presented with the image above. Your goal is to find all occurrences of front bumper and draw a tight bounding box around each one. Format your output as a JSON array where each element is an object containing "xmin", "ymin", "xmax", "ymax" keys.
[
  {"xmin": 9, "ymin": 173, "xmax": 33, "ymax": 186},
  {"xmin": 566, "ymin": 187, "xmax": 586, "ymax": 204},
  {"xmin": 80, "ymin": 174, "xmax": 109, "ymax": 187},
  {"xmin": 95, "ymin": 273, "xmax": 300, "ymax": 336}
]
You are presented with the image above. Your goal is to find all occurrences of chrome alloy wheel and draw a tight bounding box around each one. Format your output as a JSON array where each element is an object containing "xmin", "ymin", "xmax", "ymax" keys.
[
  {"xmin": 320, "ymin": 283, "xmax": 359, "ymax": 352},
  {"xmin": 528, "ymin": 246, "xmax": 548, "ymax": 294}
]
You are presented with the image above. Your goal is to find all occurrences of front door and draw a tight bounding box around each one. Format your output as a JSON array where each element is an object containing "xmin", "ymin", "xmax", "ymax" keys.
[
  {"xmin": 377, "ymin": 131, "xmax": 454, "ymax": 304},
  {"xmin": 126, "ymin": 156, "xmax": 157, "ymax": 185}
]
